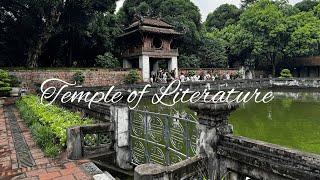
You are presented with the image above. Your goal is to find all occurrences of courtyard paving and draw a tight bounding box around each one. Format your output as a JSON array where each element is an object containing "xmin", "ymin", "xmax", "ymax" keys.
[{"xmin": 0, "ymin": 105, "xmax": 93, "ymax": 180}]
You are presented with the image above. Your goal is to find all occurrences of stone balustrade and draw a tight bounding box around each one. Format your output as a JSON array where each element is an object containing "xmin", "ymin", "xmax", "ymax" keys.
[{"xmin": 133, "ymin": 98, "xmax": 320, "ymax": 180}]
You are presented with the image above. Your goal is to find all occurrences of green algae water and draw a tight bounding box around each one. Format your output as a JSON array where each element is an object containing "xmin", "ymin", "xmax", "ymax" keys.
[{"xmin": 229, "ymin": 91, "xmax": 320, "ymax": 154}]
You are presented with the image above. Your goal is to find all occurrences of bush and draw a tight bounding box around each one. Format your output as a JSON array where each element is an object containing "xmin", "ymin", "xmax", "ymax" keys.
[
  {"xmin": 16, "ymin": 95, "xmax": 92, "ymax": 157},
  {"xmin": 188, "ymin": 70, "xmax": 196, "ymax": 77},
  {"xmin": 30, "ymin": 123, "xmax": 56, "ymax": 146},
  {"xmin": 95, "ymin": 52, "xmax": 120, "ymax": 68},
  {"xmin": 72, "ymin": 71, "xmax": 85, "ymax": 85},
  {"xmin": 124, "ymin": 70, "xmax": 140, "ymax": 84},
  {"xmin": 44, "ymin": 144, "xmax": 60, "ymax": 158},
  {"xmin": 280, "ymin": 69, "xmax": 292, "ymax": 78},
  {"xmin": 0, "ymin": 69, "xmax": 12, "ymax": 96}
]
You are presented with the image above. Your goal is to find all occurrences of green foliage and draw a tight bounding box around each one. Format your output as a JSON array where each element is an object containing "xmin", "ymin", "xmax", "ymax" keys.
[
  {"xmin": 294, "ymin": 0, "xmax": 320, "ymax": 12},
  {"xmin": 179, "ymin": 55, "xmax": 200, "ymax": 68},
  {"xmin": 125, "ymin": 70, "xmax": 141, "ymax": 84},
  {"xmin": 188, "ymin": 70, "xmax": 196, "ymax": 76},
  {"xmin": 241, "ymin": 0, "xmax": 257, "ymax": 8},
  {"xmin": 314, "ymin": 4, "xmax": 320, "ymax": 18},
  {"xmin": 95, "ymin": 52, "xmax": 120, "ymax": 68},
  {"xmin": 217, "ymin": 24, "xmax": 254, "ymax": 67},
  {"xmin": 16, "ymin": 95, "xmax": 92, "ymax": 151},
  {"xmin": 205, "ymin": 4, "xmax": 241, "ymax": 31},
  {"xmin": 44, "ymin": 144, "xmax": 60, "ymax": 157},
  {"xmin": 280, "ymin": 69, "xmax": 293, "ymax": 78},
  {"xmin": 30, "ymin": 122, "xmax": 57, "ymax": 149},
  {"xmin": 198, "ymin": 36, "xmax": 228, "ymax": 68},
  {"xmin": 0, "ymin": 0, "xmax": 120, "ymax": 67},
  {"xmin": 239, "ymin": 0, "xmax": 287, "ymax": 75},
  {"xmin": 285, "ymin": 12, "xmax": 320, "ymax": 57},
  {"xmin": 0, "ymin": 69, "xmax": 12, "ymax": 96},
  {"xmin": 72, "ymin": 71, "xmax": 85, "ymax": 85}
]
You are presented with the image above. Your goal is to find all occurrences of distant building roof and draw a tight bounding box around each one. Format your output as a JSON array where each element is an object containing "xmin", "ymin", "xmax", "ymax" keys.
[
  {"xmin": 295, "ymin": 56, "xmax": 320, "ymax": 66},
  {"xmin": 119, "ymin": 17, "xmax": 181, "ymax": 38}
]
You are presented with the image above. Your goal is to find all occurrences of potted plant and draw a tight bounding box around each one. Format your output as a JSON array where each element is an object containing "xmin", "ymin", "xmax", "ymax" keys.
[
  {"xmin": 9, "ymin": 75, "xmax": 21, "ymax": 97},
  {"xmin": 0, "ymin": 69, "xmax": 12, "ymax": 106},
  {"xmin": 72, "ymin": 71, "xmax": 85, "ymax": 86},
  {"xmin": 280, "ymin": 69, "xmax": 292, "ymax": 78},
  {"xmin": 124, "ymin": 69, "xmax": 141, "ymax": 84}
]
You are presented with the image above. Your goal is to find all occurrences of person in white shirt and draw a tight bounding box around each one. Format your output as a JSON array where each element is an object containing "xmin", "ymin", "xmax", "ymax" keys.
[{"xmin": 179, "ymin": 73, "xmax": 186, "ymax": 82}]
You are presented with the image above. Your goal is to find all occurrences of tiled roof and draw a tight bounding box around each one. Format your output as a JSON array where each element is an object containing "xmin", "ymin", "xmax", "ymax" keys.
[
  {"xmin": 126, "ymin": 17, "xmax": 174, "ymax": 30},
  {"xmin": 119, "ymin": 17, "xmax": 181, "ymax": 37},
  {"xmin": 140, "ymin": 26, "xmax": 181, "ymax": 35}
]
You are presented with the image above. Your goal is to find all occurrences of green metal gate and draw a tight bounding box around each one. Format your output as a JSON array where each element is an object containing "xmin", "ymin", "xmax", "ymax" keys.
[{"xmin": 129, "ymin": 108, "xmax": 199, "ymax": 166}]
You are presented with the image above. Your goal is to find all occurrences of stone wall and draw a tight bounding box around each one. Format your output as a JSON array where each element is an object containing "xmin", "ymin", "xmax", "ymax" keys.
[{"xmin": 9, "ymin": 69, "xmax": 133, "ymax": 92}]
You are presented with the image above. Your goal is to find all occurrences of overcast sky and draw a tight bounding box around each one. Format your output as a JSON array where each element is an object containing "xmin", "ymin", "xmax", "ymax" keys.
[{"xmin": 116, "ymin": 0, "xmax": 303, "ymax": 21}]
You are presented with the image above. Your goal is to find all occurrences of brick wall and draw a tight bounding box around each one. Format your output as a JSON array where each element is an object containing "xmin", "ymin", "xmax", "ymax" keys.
[{"xmin": 9, "ymin": 69, "xmax": 135, "ymax": 92}]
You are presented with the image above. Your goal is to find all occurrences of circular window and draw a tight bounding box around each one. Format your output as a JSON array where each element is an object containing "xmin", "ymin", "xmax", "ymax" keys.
[{"xmin": 153, "ymin": 37, "xmax": 163, "ymax": 49}]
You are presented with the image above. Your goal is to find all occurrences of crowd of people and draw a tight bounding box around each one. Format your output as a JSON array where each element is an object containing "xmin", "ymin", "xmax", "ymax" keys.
[
  {"xmin": 150, "ymin": 69, "xmax": 237, "ymax": 84},
  {"xmin": 150, "ymin": 68, "xmax": 177, "ymax": 83},
  {"xmin": 179, "ymin": 71, "xmax": 231, "ymax": 82}
]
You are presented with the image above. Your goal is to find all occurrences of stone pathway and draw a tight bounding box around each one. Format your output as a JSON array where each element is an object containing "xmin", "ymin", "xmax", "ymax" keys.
[{"xmin": 0, "ymin": 106, "xmax": 93, "ymax": 180}]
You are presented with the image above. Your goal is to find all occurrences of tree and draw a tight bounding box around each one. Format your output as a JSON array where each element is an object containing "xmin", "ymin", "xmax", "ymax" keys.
[
  {"xmin": 95, "ymin": 52, "xmax": 121, "ymax": 68},
  {"xmin": 205, "ymin": 4, "xmax": 241, "ymax": 31},
  {"xmin": 179, "ymin": 54, "xmax": 200, "ymax": 68},
  {"xmin": 314, "ymin": 3, "xmax": 320, "ymax": 18},
  {"xmin": 52, "ymin": 0, "xmax": 119, "ymax": 67},
  {"xmin": 285, "ymin": 20, "xmax": 320, "ymax": 57},
  {"xmin": 294, "ymin": 0, "xmax": 320, "ymax": 12},
  {"xmin": 198, "ymin": 36, "xmax": 228, "ymax": 68},
  {"xmin": 0, "ymin": 0, "xmax": 64, "ymax": 68},
  {"xmin": 282, "ymin": 11, "xmax": 320, "ymax": 58},
  {"xmin": 241, "ymin": 0, "xmax": 257, "ymax": 8},
  {"xmin": 239, "ymin": 0, "xmax": 287, "ymax": 76},
  {"xmin": 0, "ymin": 0, "xmax": 119, "ymax": 68},
  {"xmin": 215, "ymin": 24, "xmax": 255, "ymax": 67}
]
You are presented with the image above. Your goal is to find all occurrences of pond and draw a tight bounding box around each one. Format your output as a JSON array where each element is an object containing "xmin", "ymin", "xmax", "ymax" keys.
[
  {"xmin": 230, "ymin": 90, "xmax": 320, "ymax": 155},
  {"xmin": 136, "ymin": 90, "xmax": 320, "ymax": 156}
]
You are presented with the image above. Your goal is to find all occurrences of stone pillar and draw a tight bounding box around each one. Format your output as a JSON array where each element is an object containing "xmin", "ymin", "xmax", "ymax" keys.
[
  {"xmin": 66, "ymin": 126, "xmax": 82, "ymax": 160},
  {"xmin": 168, "ymin": 56, "xmax": 178, "ymax": 78},
  {"xmin": 110, "ymin": 105, "xmax": 132, "ymax": 170},
  {"xmin": 189, "ymin": 100, "xmax": 238, "ymax": 180},
  {"xmin": 139, "ymin": 55, "xmax": 150, "ymax": 82},
  {"xmin": 123, "ymin": 59, "xmax": 132, "ymax": 68}
]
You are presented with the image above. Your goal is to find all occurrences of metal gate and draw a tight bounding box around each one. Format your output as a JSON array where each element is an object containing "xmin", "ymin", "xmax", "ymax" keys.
[{"xmin": 129, "ymin": 108, "xmax": 199, "ymax": 166}]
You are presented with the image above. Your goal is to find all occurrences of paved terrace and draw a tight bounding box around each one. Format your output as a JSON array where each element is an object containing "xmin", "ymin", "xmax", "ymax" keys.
[{"xmin": 0, "ymin": 103, "xmax": 93, "ymax": 180}]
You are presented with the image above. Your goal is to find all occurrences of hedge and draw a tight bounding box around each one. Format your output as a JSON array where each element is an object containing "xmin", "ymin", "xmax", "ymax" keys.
[{"xmin": 16, "ymin": 95, "xmax": 92, "ymax": 157}]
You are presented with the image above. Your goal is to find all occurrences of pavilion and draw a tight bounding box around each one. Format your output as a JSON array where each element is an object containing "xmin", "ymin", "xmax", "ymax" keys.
[{"xmin": 118, "ymin": 16, "xmax": 181, "ymax": 82}]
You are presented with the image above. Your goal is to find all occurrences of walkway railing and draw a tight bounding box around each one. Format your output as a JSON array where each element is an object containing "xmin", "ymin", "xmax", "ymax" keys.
[{"xmin": 67, "ymin": 123, "xmax": 114, "ymax": 159}]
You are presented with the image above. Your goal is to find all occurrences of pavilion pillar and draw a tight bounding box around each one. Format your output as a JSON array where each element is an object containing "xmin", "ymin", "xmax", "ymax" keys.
[
  {"xmin": 123, "ymin": 59, "xmax": 132, "ymax": 68},
  {"xmin": 153, "ymin": 60, "xmax": 159, "ymax": 72},
  {"xmin": 139, "ymin": 55, "xmax": 150, "ymax": 82},
  {"xmin": 168, "ymin": 56, "xmax": 178, "ymax": 78}
]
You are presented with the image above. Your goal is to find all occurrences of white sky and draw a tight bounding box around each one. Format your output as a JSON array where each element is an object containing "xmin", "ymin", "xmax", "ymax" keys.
[{"xmin": 116, "ymin": 0, "xmax": 303, "ymax": 21}]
